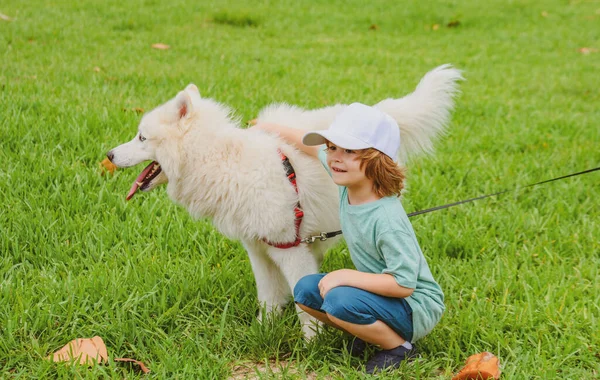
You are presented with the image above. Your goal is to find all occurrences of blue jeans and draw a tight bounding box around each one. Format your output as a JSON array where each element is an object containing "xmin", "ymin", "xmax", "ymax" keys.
[{"xmin": 294, "ymin": 273, "xmax": 414, "ymax": 342}]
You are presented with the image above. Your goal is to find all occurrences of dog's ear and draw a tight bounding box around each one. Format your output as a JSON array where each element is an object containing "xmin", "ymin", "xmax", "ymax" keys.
[
  {"xmin": 185, "ymin": 83, "xmax": 200, "ymax": 95},
  {"xmin": 175, "ymin": 90, "xmax": 192, "ymax": 120},
  {"xmin": 184, "ymin": 83, "xmax": 202, "ymax": 109}
]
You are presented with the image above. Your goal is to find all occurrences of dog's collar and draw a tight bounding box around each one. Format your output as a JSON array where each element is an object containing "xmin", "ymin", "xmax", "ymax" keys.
[{"xmin": 263, "ymin": 150, "xmax": 304, "ymax": 249}]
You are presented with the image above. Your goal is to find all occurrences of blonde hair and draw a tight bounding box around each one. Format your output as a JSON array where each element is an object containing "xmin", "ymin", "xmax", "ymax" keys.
[{"xmin": 355, "ymin": 148, "xmax": 406, "ymax": 198}]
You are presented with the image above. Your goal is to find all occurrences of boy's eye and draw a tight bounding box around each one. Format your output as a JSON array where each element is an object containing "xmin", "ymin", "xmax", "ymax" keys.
[
  {"xmin": 344, "ymin": 149, "xmax": 355, "ymax": 154},
  {"xmin": 139, "ymin": 134, "xmax": 146, "ymax": 142}
]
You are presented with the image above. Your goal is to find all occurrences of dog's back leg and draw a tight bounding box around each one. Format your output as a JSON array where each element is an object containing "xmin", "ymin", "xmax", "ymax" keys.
[
  {"xmin": 243, "ymin": 240, "xmax": 292, "ymax": 320},
  {"xmin": 267, "ymin": 245, "xmax": 322, "ymax": 340}
]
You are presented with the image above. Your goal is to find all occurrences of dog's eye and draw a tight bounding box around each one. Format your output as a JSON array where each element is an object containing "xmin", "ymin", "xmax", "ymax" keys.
[{"xmin": 139, "ymin": 134, "xmax": 146, "ymax": 142}]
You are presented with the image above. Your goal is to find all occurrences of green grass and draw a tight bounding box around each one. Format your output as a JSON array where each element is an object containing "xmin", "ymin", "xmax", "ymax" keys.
[{"xmin": 1, "ymin": 0, "xmax": 599, "ymax": 378}]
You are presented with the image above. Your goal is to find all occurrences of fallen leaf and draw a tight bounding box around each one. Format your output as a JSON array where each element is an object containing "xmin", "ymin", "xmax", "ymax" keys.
[
  {"xmin": 452, "ymin": 352, "xmax": 501, "ymax": 380},
  {"xmin": 447, "ymin": 20, "xmax": 460, "ymax": 28},
  {"xmin": 49, "ymin": 336, "xmax": 151, "ymax": 374},
  {"xmin": 114, "ymin": 358, "xmax": 151, "ymax": 374},
  {"xmin": 100, "ymin": 157, "xmax": 117, "ymax": 175},
  {"xmin": 50, "ymin": 336, "xmax": 108, "ymax": 366},
  {"xmin": 247, "ymin": 118, "xmax": 257, "ymax": 126},
  {"xmin": 432, "ymin": 24, "xmax": 440, "ymax": 31},
  {"xmin": 151, "ymin": 43, "xmax": 170, "ymax": 50},
  {"xmin": 369, "ymin": 24, "xmax": 379, "ymax": 30},
  {"xmin": 0, "ymin": 13, "xmax": 13, "ymax": 21},
  {"xmin": 541, "ymin": 11, "xmax": 548, "ymax": 17},
  {"xmin": 93, "ymin": 66, "xmax": 101, "ymax": 72},
  {"xmin": 578, "ymin": 47, "xmax": 599, "ymax": 54},
  {"xmin": 14, "ymin": 75, "xmax": 37, "ymax": 81},
  {"xmin": 122, "ymin": 107, "xmax": 145, "ymax": 114}
]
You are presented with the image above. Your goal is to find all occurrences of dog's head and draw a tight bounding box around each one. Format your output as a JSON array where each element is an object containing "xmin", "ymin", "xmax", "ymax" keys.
[{"xmin": 107, "ymin": 84, "xmax": 204, "ymax": 200}]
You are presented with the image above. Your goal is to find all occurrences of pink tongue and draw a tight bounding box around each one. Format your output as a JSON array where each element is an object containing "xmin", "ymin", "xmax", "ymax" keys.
[{"xmin": 126, "ymin": 161, "xmax": 157, "ymax": 201}]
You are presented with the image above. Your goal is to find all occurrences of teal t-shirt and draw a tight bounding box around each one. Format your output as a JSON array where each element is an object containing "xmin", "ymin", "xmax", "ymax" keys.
[{"xmin": 318, "ymin": 147, "xmax": 445, "ymax": 342}]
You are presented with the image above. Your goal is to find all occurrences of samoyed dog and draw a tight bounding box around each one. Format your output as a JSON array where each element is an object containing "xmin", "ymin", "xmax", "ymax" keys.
[{"xmin": 107, "ymin": 64, "xmax": 462, "ymax": 338}]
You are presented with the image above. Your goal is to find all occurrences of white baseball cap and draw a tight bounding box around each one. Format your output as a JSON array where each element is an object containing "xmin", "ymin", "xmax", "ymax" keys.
[{"xmin": 302, "ymin": 103, "xmax": 400, "ymax": 161}]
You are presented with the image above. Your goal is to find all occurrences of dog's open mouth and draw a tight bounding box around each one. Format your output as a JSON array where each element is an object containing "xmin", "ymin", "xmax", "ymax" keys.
[{"xmin": 126, "ymin": 161, "xmax": 162, "ymax": 200}]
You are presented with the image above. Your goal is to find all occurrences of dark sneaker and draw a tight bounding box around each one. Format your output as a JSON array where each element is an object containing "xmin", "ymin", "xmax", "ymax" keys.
[
  {"xmin": 365, "ymin": 344, "xmax": 418, "ymax": 374},
  {"xmin": 345, "ymin": 337, "xmax": 367, "ymax": 358}
]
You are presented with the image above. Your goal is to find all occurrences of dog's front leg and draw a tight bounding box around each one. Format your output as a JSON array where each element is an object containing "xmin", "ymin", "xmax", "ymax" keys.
[
  {"xmin": 242, "ymin": 240, "xmax": 291, "ymax": 321},
  {"xmin": 267, "ymin": 245, "xmax": 322, "ymax": 340}
]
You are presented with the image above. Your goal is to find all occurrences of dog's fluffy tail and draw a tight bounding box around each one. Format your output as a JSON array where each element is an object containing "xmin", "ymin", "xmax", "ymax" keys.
[{"xmin": 375, "ymin": 64, "xmax": 463, "ymax": 163}]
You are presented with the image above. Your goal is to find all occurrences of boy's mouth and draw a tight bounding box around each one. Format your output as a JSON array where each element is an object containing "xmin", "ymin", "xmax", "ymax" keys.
[{"xmin": 331, "ymin": 167, "xmax": 347, "ymax": 173}]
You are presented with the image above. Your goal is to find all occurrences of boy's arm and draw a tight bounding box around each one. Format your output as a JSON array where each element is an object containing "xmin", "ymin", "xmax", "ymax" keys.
[
  {"xmin": 251, "ymin": 123, "xmax": 322, "ymax": 158},
  {"xmin": 319, "ymin": 269, "xmax": 415, "ymax": 298}
]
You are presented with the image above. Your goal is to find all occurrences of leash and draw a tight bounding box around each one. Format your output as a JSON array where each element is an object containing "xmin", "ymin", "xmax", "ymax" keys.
[{"xmin": 301, "ymin": 166, "xmax": 600, "ymax": 244}]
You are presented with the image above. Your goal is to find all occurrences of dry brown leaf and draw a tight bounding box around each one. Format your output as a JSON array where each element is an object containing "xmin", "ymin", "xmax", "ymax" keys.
[
  {"xmin": 432, "ymin": 24, "xmax": 440, "ymax": 31},
  {"xmin": 100, "ymin": 157, "xmax": 117, "ymax": 175},
  {"xmin": 114, "ymin": 358, "xmax": 151, "ymax": 374},
  {"xmin": 541, "ymin": 11, "xmax": 548, "ymax": 17},
  {"xmin": 122, "ymin": 107, "xmax": 145, "ymax": 114},
  {"xmin": 452, "ymin": 352, "xmax": 501, "ymax": 380},
  {"xmin": 578, "ymin": 47, "xmax": 599, "ymax": 54},
  {"xmin": 447, "ymin": 20, "xmax": 460, "ymax": 28},
  {"xmin": 152, "ymin": 43, "xmax": 170, "ymax": 50},
  {"xmin": 247, "ymin": 118, "xmax": 258, "ymax": 126},
  {"xmin": 369, "ymin": 24, "xmax": 379, "ymax": 30},
  {"xmin": 0, "ymin": 13, "xmax": 13, "ymax": 21},
  {"xmin": 49, "ymin": 336, "xmax": 151, "ymax": 373},
  {"xmin": 50, "ymin": 336, "xmax": 108, "ymax": 366},
  {"xmin": 93, "ymin": 66, "xmax": 101, "ymax": 72}
]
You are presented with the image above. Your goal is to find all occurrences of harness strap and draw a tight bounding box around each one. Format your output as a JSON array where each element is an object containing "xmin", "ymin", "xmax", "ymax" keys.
[{"xmin": 263, "ymin": 150, "xmax": 304, "ymax": 249}]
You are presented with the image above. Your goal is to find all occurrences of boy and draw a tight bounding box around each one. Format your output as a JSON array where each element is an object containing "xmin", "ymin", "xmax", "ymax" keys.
[{"xmin": 253, "ymin": 103, "xmax": 444, "ymax": 374}]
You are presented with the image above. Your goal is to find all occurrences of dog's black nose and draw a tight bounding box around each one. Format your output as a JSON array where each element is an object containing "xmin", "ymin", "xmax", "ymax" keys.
[{"xmin": 106, "ymin": 151, "xmax": 114, "ymax": 162}]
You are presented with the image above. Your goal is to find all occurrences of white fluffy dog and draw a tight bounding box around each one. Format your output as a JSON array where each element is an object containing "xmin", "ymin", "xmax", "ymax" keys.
[{"xmin": 107, "ymin": 65, "xmax": 462, "ymax": 338}]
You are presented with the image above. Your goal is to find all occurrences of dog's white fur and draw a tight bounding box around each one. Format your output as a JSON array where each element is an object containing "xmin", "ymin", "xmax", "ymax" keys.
[{"xmin": 107, "ymin": 65, "xmax": 462, "ymax": 338}]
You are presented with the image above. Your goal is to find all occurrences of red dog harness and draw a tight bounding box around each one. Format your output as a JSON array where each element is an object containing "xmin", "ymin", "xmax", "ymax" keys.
[{"xmin": 263, "ymin": 150, "xmax": 304, "ymax": 249}]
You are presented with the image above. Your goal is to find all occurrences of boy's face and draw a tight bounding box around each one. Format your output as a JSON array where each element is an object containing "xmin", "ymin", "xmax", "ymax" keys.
[{"xmin": 325, "ymin": 142, "xmax": 371, "ymax": 190}]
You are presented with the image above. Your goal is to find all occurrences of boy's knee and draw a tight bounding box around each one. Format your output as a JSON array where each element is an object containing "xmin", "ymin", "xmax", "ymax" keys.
[
  {"xmin": 322, "ymin": 287, "xmax": 376, "ymax": 325},
  {"xmin": 293, "ymin": 274, "xmax": 324, "ymax": 309},
  {"xmin": 293, "ymin": 274, "xmax": 321, "ymax": 297}
]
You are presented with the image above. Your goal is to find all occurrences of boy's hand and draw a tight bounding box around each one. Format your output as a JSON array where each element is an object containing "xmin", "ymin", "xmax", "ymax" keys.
[
  {"xmin": 247, "ymin": 122, "xmax": 321, "ymax": 158},
  {"xmin": 318, "ymin": 269, "xmax": 355, "ymax": 297}
]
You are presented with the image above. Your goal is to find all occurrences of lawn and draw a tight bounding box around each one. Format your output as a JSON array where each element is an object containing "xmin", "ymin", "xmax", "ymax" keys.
[{"xmin": 1, "ymin": 0, "xmax": 599, "ymax": 378}]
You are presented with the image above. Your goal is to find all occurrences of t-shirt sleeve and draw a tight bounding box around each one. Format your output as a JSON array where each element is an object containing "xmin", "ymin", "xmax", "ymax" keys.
[
  {"xmin": 317, "ymin": 146, "xmax": 332, "ymax": 177},
  {"xmin": 377, "ymin": 230, "xmax": 420, "ymax": 289}
]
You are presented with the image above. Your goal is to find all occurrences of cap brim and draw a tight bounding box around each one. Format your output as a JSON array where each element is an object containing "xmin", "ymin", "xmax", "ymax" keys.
[{"xmin": 303, "ymin": 130, "xmax": 372, "ymax": 150}]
